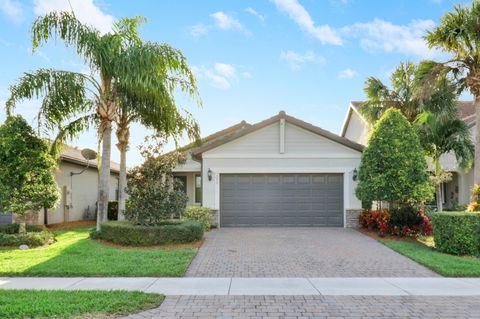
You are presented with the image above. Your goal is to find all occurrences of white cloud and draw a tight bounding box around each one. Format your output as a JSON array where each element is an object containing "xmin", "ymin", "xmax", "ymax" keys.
[
  {"xmin": 193, "ymin": 63, "xmax": 239, "ymax": 90},
  {"xmin": 342, "ymin": 18, "xmax": 439, "ymax": 59},
  {"xmin": 245, "ymin": 7, "xmax": 265, "ymax": 24},
  {"xmin": 33, "ymin": 0, "xmax": 115, "ymax": 34},
  {"xmin": 188, "ymin": 23, "xmax": 209, "ymax": 38},
  {"xmin": 210, "ymin": 11, "xmax": 242, "ymax": 31},
  {"xmin": 241, "ymin": 71, "xmax": 252, "ymax": 78},
  {"xmin": 338, "ymin": 68, "xmax": 357, "ymax": 79},
  {"xmin": 280, "ymin": 50, "xmax": 325, "ymax": 70},
  {"xmin": 0, "ymin": 0, "xmax": 23, "ymax": 23},
  {"xmin": 270, "ymin": 0, "xmax": 342, "ymax": 45}
]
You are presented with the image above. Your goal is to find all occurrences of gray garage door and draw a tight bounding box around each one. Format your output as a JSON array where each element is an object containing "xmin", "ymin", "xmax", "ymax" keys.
[{"xmin": 220, "ymin": 173, "xmax": 344, "ymax": 227}]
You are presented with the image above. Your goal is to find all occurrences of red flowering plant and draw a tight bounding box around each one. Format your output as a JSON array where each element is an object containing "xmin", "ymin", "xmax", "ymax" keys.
[{"xmin": 359, "ymin": 209, "xmax": 390, "ymax": 237}]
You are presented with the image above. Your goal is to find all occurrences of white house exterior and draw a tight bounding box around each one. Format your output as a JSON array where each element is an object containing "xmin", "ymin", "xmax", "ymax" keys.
[
  {"xmin": 340, "ymin": 101, "xmax": 476, "ymax": 209},
  {"xmin": 173, "ymin": 112, "xmax": 364, "ymax": 228},
  {"xmin": 0, "ymin": 145, "xmax": 120, "ymax": 225}
]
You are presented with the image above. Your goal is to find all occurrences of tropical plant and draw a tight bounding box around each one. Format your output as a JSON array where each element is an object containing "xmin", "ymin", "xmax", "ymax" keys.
[
  {"xmin": 6, "ymin": 12, "xmax": 199, "ymax": 230},
  {"xmin": 0, "ymin": 116, "xmax": 60, "ymax": 233},
  {"xmin": 417, "ymin": 0, "xmax": 480, "ymax": 185},
  {"xmin": 355, "ymin": 109, "xmax": 434, "ymax": 206}
]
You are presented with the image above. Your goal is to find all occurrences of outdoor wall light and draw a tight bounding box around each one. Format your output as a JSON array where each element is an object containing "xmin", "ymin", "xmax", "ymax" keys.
[
  {"xmin": 352, "ymin": 168, "xmax": 358, "ymax": 181},
  {"xmin": 207, "ymin": 168, "xmax": 212, "ymax": 181}
]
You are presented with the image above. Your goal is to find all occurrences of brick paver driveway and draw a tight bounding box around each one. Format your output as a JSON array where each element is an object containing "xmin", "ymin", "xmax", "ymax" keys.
[
  {"xmin": 186, "ymin": 228, "xmax": 437, "ymax": 277},
  {"xmin": 126, "ymin": 295, "xmax": 480, "ymax": 319}
]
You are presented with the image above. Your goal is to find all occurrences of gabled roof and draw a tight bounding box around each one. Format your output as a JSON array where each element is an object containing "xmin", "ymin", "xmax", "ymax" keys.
[
  {"xmin": 60, "ymin": 145, "xmax": 120, "ymax": 173},
  {"xmin": 341, "ymin": 100, "xmax": 476, "ymax": 137},
  {"xmin": 191, "ymin": 111, "xmax": 364, "ymax": 160}
]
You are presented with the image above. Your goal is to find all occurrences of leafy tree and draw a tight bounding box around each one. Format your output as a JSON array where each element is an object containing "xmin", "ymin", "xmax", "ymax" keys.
[
  {"xmin": 6, "ymin": 13, "xmax": 199, "ymax": 230},
  {"xmin": 417, "ymin": 0, "xmax": 480, "ymax": 184},
  {"xmin": 356, "ymin": 109, "xmax": 434, "ymax": 207},
  {"xmin": 0, "ymin": 116, "xmax": 60, "ymax": 234}
]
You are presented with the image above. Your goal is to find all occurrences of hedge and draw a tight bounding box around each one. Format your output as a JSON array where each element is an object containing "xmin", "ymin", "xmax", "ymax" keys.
[
  {"xmin": 91, "ymin": 221, "xmax": 204, "ymax": 246},
  {"xmin": 0, "ymin": 223, "xmax": 44, "ymax": 234},
  {"xmin": 182, "ymin": 206, "xmax": 211, "ymax": 231},
  {"xmin": 431, "ymin": 212, "xmax": 480, "ymax": 256},
  {"xmin": 0, "ymin": 231, "xmax": 54, "ymax": 247}
]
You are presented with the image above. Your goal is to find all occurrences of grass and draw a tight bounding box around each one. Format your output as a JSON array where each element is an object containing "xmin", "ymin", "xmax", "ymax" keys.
[
  {"xmin": 0, "ymin": 289, "xmax": 163, "ymax": 318},
  {"xmin": 382, "ymin": 239, "xmax": 480, "ymax": 277},
  {"xmin": 0, "ymin": 227, "xmax": 197, "ymax": 276}
]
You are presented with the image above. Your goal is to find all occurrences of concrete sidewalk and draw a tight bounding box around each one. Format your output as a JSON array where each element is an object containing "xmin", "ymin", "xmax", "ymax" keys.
[{"xmin": 1, "ymin": 277, "xmax": 480, "ymax": 296}]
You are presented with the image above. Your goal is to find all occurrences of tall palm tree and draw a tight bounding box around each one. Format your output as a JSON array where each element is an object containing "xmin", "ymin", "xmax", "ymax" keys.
[
  {"xmin": 417, "ymin": 0, "xmax": 480, "ymax": 184},
  {"xmin": 6, "ymin": 12, "xmax": 198, "ymax": 230}
]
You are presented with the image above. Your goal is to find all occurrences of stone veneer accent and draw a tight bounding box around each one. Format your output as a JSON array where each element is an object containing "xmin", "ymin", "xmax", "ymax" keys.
[
  {"xmin": 346, "ymin": 209, "xmax": 363, "ymax": 228},
  {"xmin": 211, "ymin": 209, "xmax": 219, "ymax": 228}
]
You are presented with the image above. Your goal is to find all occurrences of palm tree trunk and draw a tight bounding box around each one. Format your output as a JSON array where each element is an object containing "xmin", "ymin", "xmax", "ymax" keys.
[
  {"xmin": 475, "ymin": 95, "xmax": 480, "ymax": 185},
  {"xmin": 97, "ymin": 121, "xmax": 112, "ymax": 231},
  {"xmin": 117, "ymin": 144, "xmax": 127, "ymax": 220},
  {"xmin": 435, "ymin": 158, "xmax": 443, "ymax": 212},
  {"xmin": 18, "ymin": 215, "xmax": 26, "ymax": 234}
]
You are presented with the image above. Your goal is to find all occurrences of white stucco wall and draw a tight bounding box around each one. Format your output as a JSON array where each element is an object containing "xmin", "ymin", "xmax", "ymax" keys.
[
  {"xmin": 201, "ymin": 120, "xmax": 362, "ymax": 226},
  {"xmin": 343, "ymin": 110, "xmax": 370, "ymax": 146}
]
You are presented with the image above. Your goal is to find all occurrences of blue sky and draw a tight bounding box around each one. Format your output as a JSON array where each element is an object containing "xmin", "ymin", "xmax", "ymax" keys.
[{"xmin": 0, "ymin": 0, "xmax": 470, "ymax": 166}]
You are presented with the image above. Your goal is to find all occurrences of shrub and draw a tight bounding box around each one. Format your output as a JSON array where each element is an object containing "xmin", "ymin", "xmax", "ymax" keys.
[
  {"xmin": 359, "ymin": 209, "xmax": 390, "ymax": 236},
  {"xmin": 431, "ymin": 212, "xmax": 480, "ymax": 256},
  {"xmin": 91, "ymin": 221, "xmax": 203, "ymax": 246},
  {"xmin": 390, "ymin": 206, "xmax": 423, "ymax": 229},
  {"xmin": 356, "ymin": 109, "xmax": 433, "ymax": 205},
  {"xmin": 0, "ymin": 223, "xmax": 44, "ymax": 234},
  {"xmin": 182, "ymin": 206, "xmax": 211, "ymax": 231},
  {"xmin": 0, "ymin": 231, "xmax": 54, "ymax": 247},
  {"xmin": 467, "ymin": 202, "xmax": 480, "ymax": 212},
  {"xmin": 471, "ymin": 184, "xmax": 480, "ymax": 203},
  {"xmin": 107, "ymin": 201, "xmax": 118, "ymax": 220},
  {"xmin": 125, "ymin": 153, "xmax": 188, "ymax": 226}
]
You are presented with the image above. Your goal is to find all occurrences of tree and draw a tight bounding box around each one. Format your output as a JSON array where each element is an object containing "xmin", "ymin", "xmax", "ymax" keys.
[
  {"xmin": 417, "ymin": 112, "xmax": 474, "ymax": 211},
  {"xmin": 362, "ymin": 61, "xmax": 456, "ymax": 125},
  {"xmin": 356, "ymin": 109, "xmax": 434, "ymax": 207},
  {"xmin": 6, "ymin": 12, "xmax": 199, "ymax": 230},
  {"xmin": 417, "ymin": 0, "xmax": 480, "ymax": 184},
  {"xmin": 0, "ymin": 116, "xmax": 60, "ymax": 233}
]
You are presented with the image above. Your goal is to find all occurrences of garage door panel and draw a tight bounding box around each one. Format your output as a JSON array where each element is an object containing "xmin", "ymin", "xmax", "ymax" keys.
[{"xmin": 220, "ymin": 173, "xmax": 344, "ymax": 227}]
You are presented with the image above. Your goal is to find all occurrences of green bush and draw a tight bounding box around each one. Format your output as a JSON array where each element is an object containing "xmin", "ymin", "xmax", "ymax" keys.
[
  {"xmin": 92, "ymin": 221, "xmax": 203, "ymax": 246},
  {"xmin": 390, "ymin": 205, "xmax": 423, "ymax": 229},
  {"xmin": 107, "ymin": 201, "xmax": 118, "ymax": 220},
  {"xmin": 431, "ymin": 212, "xmax": 480, "ymax": 256},
  {"xmin": 0, "ymin": 224, "xmax": 44, "ymax": 234},
  {"xmin": 182, "ymin": 206, "xmax": 211, "ymax": 231},
  {"xmin": 0, "ymin": 231, "xmax": 54, "ymax": 247}
]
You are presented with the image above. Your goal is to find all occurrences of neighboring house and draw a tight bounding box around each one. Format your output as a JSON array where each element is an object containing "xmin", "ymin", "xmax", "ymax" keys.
[
  {"xmin": 341, "ymin": 101, "xmax": 476, "ymax": 209},
  {"xmin": 173, "ymin": 111, "xmax": 364, "ymax": 228},
  {"xmin": 0, "ymin": 145, "xmax": 120, "ymax": 225}
]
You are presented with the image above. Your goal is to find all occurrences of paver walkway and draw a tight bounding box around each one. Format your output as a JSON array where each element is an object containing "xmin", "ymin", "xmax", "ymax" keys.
[
  {"xmin": 186, "ymin": 228, "xmax": 437, "ymax": 277},
  {"xmin": 124, "ymin": 295, "xmax": 480, "ymax": 319}
]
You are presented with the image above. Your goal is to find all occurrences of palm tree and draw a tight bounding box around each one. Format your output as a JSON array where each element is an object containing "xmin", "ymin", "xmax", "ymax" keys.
[
  {"xmin": 114, "ymin": 89, "xmax": 199, "ymax": 219},
  {"xmin": 417, "ymin": 0, "xmax": 480, "ymax": 184},
  {"xmin": 416, "ymin": 113, "xmax": 474, "ymax": 211},
  {"xmin": 6, "ymin": 12, "xmax": 199, "ymax": 230}
]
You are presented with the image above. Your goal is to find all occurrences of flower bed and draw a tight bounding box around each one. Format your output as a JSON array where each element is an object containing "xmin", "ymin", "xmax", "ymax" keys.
[
  {"xmin": 359, "ymin": 207, "xmax": 432, "ymax": 237},
  {"xmin": 91, "ymin": 221, "xmax": 203, "ymax": 246}
]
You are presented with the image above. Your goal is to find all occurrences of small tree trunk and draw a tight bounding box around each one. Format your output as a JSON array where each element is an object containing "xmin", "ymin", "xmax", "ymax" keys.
[
  {"xmin": 475, "ymin": 95, "xmax": 480, "ymax": 185},
  {"xmin": 117, "ymin": 144, "xmax": 127, "ymax": 220},
  {"xmin": 97, "ymin": 121, "xmax": 112, "ymax": 231},
  {"xmin": 18, "ymin": 215, "xmax": 26, "ymax": 234},
  {"xmin": 436, "ymin": 184, "xmax": 443, "ymax": 212}
]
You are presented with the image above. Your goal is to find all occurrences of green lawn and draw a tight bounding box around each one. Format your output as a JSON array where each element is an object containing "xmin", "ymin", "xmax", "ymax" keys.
[
  {"xmin": 0, "ymin": 227, "xmax": 197, "ymax": 276},
  {"xmin": 382, "ymin": 240, "xmax": 480, "ymax": 277},
  {"xmin": 0, "ymin": 289, "xmax": 163, "ymax": 318}
]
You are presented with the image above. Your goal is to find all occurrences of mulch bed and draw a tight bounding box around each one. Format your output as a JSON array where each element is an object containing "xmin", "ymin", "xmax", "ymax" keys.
[
  {"xmin": 46, "ymin": 220, "xmax": 96, "ymax": 230},
  {"xmin": 359, "ymin": 228, "xmax": 433, "ymax": 247},
  {"xmin": 95, "ymin": 237, "xmax": 205, "ymax": 250}
]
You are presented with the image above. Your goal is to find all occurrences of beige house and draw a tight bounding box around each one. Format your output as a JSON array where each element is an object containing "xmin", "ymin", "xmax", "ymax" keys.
[
  {"xmin": 173, "ymin": 112, "xmax": 364, "ymax": 228},
  {"xmin": 341, "ymin": 101, "xmax": 476, "ymax": 209},
  {"xmin": 0, "ymin": 145, "xmax": 120, "ymax": 225}
]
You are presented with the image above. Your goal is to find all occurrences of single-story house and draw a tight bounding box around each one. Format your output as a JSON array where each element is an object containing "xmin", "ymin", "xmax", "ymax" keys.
[
  {"xmin": 0, "ymin": 145, "xmax": 120, "ymax": 225},
  {"xmin": 341, "ymin": 101, "xmax": 476, "ymax": 209},
  {"xmin": 173, "ymin": 111, "xmax": 364, "ymax": 228}
]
